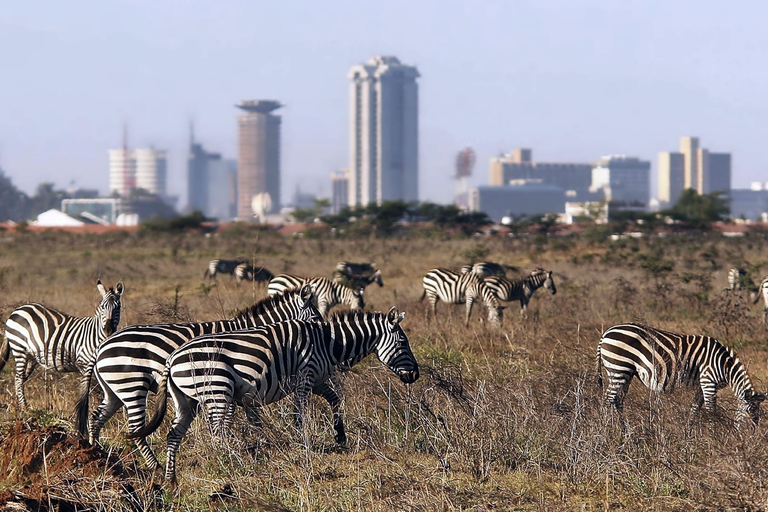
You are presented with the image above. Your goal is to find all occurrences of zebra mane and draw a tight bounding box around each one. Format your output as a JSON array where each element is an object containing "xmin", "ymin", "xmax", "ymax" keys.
[
  {"xmin": 232, "ymin": 289, "xmax": 304, "ymax": 321},
  {"xmin": 326, "ymin": 308, "xmax": 385, "ymax": 324}
]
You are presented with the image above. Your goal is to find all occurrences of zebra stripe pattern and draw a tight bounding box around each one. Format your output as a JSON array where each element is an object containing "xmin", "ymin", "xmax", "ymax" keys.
[
  {"xmin": 203, "ymin": 258, "xmax": 247, "ymax": 280},
  {"xmin": 421, "ymin": 268, "xmax": 504, "ymax": 326},
  {"xmin": 333, "ymin": 261, "xmax": 383, "ymax": 289},
  {"xmin": 78, "ymin": 285, "xmax": 319, "ymax": 469},
  {"xmin": 268, "ymin": 274, "xmax": 364, "ymax": 318},
  {"xmin": 751, "ymin": 275, "xmax": 768, "ymax": 327},
  {"xmin": 234, "ymin": 263, "xmax": 274, "ymax": 285},
  {"xmin": 460, "ymin": 261, "xmax": 507, "ymax": 278},
  {"xmin": 596, "ymin": 323, "xmax": 766, "ymax": 427},
  {"xmin": 728, "ymin": 268, "xmax": 748, "ymax": 291},
  {"xmin": 130, "ymin": 307, "xmax": 418, "ymax": 483},
  {"xmin": 1, "ymin": 280, "xmax": 124, "ymax": 409},
  {"xmin": 484, "ymin": 269, "xmax": 557, "ymax": 314}
]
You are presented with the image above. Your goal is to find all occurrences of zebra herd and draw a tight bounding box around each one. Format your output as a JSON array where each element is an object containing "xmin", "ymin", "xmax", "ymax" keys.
[{"xmin": 0, "ymin": 259, "xmax": 766, "ymax": 485}]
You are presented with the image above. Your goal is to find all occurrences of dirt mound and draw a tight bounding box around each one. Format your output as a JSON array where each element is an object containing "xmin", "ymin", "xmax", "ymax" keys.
[{"xmin": 0, "ymin": 420, "xmax": 157, "ymax": 511}]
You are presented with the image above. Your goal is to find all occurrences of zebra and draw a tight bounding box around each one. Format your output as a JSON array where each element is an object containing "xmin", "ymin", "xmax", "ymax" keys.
[
  {"xmin": 268, "ymin": 274, "xmax": 364, "ymax": 318},
  {"xmin": 483, "ymin": 269, "xmax": 557, "ymax": 315},
  {"xmin": 727, "ymin": 268, "xmax": 749, "ymax": 291},
  {"xmin": 596, "ymin": 322, "xmax": 766, "ymax": 428},
  {"xmin": 420, "ymin": 268, "xmax": 504, "ymax": 327},
  {"xmin": 333, "ymin": 261, "xmax": 383, "ymax": 289},
  {"xmin": 234, "ymin": 263, "xmax": 274, "ymax": 286},
  {"xmin": 203, "ymin": 258, "xmax": 247, "ymax": 281},
  {"xmin": 76, "ymin": 285, "xmax": 320, "ymax": 470},
  {"xmin": 751, "ymin": 275, "xmax": 768, "ymax": 327},
  {"xmin": 1, "ymin": 280, "xmax": 124, "ymax": 409},
  {"xmin": 459, "ymin": 261, "xmax": 507, "ymax": 278},
  {"xmin": 129, "ymin": 307, "xmax": 419, "ymax": 483}
]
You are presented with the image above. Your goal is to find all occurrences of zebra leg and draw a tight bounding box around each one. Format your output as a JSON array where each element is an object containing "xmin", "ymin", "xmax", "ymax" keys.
[
  {"xmin": 313, "ymin": 381, "xmax": 346, "ymax": 444},
  {"xmin": 242, "ymin": 393, "xmax": 263, "ymax": 428},
  {"xmin": 126, "ymin": 399, "xmax": 162, "ymax": 470},
  {"xmin": 13, "ymin": 356, "xmax": 35, "ymax": 410},
  {"xmin": 165, "ymin": 382, "xmax": 198, "ymax": 484},
  {"xmin": 763, "ymin": 306, "xmax": 768, "ymax": 329},
  {"xmin": 465, "ymin": 298, "xmax": 475, "ymax": 327},
  {"xmin": 687, "ymin": 387, "xmax": 705, "ymax": 430},
  {"xmin": 88, "ymin": 385, "xmax": 123, "ymax": 445},
  {"xmin": 520, "ymin": 299, "xmax": 529, "ymax": 317},
  {"xmin": 604, "ymin": 371, "xmax": 632, "ymax": 414},
  {"xmin": 293, "ymin": 377, "xmax": 314, "ymax": 435}
]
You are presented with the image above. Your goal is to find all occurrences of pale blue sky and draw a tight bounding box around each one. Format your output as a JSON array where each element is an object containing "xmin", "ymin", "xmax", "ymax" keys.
[{"xmin": 2, "ymin": 1, "xmax": 767, "ymax": 206}]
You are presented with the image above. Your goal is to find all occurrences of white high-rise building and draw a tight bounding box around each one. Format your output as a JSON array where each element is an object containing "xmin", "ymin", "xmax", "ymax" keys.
[
  {"xmin": 108, "ymin": 149, "xmax": 136, "ymax": 197},
  {"xmin": 134, "ymin": 148, "xmax": 167, "ymax": 197},
  {"xmin": 108, "ymin": 147, "xmax": 167, "ymax": 198},
  {"xmin": 348, "ymin": 56, "xmax": 419, "ymax": 206}
]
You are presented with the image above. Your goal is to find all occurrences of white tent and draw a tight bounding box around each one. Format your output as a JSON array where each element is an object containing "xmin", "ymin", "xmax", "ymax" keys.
[{"xmin": 34, "ymin": 209, "xmax": 85, "ymax": 227}]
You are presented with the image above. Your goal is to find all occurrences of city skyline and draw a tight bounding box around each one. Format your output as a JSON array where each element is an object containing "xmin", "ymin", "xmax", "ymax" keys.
[{"xmin": 3, "ymin": 2, "xmax": 768, "ymax": 207}]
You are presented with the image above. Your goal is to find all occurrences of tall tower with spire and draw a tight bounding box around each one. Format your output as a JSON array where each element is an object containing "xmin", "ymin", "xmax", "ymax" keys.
[{"xmin": 187, "ymin": 121, "xmax": 209, "ymax": 213}]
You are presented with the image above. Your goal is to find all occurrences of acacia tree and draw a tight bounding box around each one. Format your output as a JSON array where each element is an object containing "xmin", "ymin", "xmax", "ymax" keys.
[{"xmin": 665, "ymin": 189, "xmax": 729, "ymax": 227}]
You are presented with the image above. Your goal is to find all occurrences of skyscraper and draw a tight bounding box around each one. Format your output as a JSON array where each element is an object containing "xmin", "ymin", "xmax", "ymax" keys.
[
  {"xmin": 331, "ymin": 169, "xmax": 350, "ymax": 214},
  {"xmin": 187, "ymin": 126, "xmax": 237, "ymax": 220},
  {"xmin": 108, "ymin": 148, "xmax": 136, "ymax": 198},
  {"xmin": 590, "ymin": 155, "xmax": 651, "ymax": 212},
  {"xmin": 187, "ymin": 123, "xmax": 209, "ymax": 214},
  {"xmin": 236, "ymin": 100, "xmax": 282, "ymax": 219},
  {"xmin": 658, "ymin": 136, "xmax": 731, "ymax": 206},
  {"xmin": 348, "ymin": 56, "xmax": 419, "ymax": 206},
  {"xmin": 134, "ymin": 148, "xmax": 167, "ymax": 197}
]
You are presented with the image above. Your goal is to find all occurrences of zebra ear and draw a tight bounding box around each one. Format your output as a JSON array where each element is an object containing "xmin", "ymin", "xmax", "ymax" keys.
[
  {"xmin": 116, "ymin": 282, "xmax": 125, "ymax": 295},
  {"xmin": 300, "ymin": 284, "xmax": 313, "ymax": 304},
  {"xmin": 386, "ymin": 306, "xmax": 397, "ymax": 324},
  {"xmin": 397, "ymin": 311, "xmax": 406, "ymax": 324},
  {"xmin": 97, "ymin": 280, "xmax": 107, "ymax": 297}
]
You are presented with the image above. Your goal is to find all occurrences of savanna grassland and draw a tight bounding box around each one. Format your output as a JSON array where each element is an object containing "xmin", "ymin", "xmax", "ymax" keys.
[{"xmin": 2, "ymin": 224, "xmax": 768, "ymax": 511}]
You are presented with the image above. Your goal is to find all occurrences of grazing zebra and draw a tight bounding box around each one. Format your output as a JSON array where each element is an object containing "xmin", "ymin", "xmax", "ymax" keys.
[
  {"xmin": 203, "ymin": 259, "xmax": 247, "ymax": 280},
  {"xmin": 596, "ymin": 323, "xmax": 766, "ymax": 427},
  {"xmin": 727, "ymin": 267, "xmax": 751, "ymax": 291},
  {"xmin": 77, "ymin": 285, "xmax": 320, "ymax": 470},
  {"xmin": 234, "ymin": 263, "xmax": 274, "ymax": 286},
  {"xmin": 751, "ymin": 275, "xmax": 768, "ymax": 327},
  {"xmin": 129, "ymin": 307, "xmax": 419, "ymax": 483},
  {"xmin": 268, "ymin": 274, "xmax": 364, "ymax": 318},
  {"xmin": 484, "ymin": 269, "xmax": 557, "ymax": 315},
  {"xmin": 333, "ymin": 261, "xmax": 383, "ymax": 289},
  {"xmin": 460, "ymin": 261, "xmax": 507, "ymax": 278},
  {"xmin": 1, "ymin": 280, "xmax": 124, "ymax": 409},
  {"xmin": 420, "ymin": 268, "xmax": 504, "ymax": 327}
]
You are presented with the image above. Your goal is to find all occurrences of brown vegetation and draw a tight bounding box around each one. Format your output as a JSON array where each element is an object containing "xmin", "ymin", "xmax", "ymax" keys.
[{"xmin": 1, "ymin": 227, "xmax": 768, "ymax": 510}]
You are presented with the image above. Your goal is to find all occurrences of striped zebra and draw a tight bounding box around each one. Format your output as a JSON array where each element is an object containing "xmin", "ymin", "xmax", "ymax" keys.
[
  {"xmin": 751, "ymin": 275, "xmax": 768, "ymax": 327},
  {"xmin": 268, "ymin": 274, "xmax": 364, "ymax": 318},
  {"xmin": 727, "ymin": 268, "xmax": 748, "ymax": 291},
  {"xmin": 1, "ymin": 280, "xmax": 124, "ymax": 409},
  {"xmin": 484, "ymin": 269, "xmax": 557, "ymax": 315},
  {"xmin": 129, "ymin": 307, "xmax": 419, "ymax": 483},
  {"xmin": 420, "ymin": 268, "xmax": 504, "ymax": 327},
  {"xmin": 203, "ymin": 258, "xmax": 247, "ymax": 280},
  {"xmin": 460, "ymin": 261, "xmax": 507, "ymax": 278},
  {"xmin": 234, "ymin": 263, "xmax": 274, "ymax": 286},
  {"xmin": 596, "ymin": 323, "xmax": 766, "ymax": 427},
  {"xmin": 76, "ymin": 285, "xmax": 320, "ymax": 470}
]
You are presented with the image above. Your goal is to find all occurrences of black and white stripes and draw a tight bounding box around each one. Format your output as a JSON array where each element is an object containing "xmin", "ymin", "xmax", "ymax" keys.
[
  {"xmin": 203, "ymin": 259, "xmax": 247, "ymax": 280},
  {"xmin": 268, "ymin": 274, "xmax": 364, "ymax": 318},
  {"xmin": 752, "ymin": 275, "xmax": 768, "ymax": 326},
  {"xmin": 130, "ymin": 307, "xmax": 419, "ymax": 483},
  {"xmin": 1, "ymin": 280, "xmax": 124, "ymax": 409},
  {"xmin": 78, "ymin": 285, "xmax": 319, "ymax": 469},
  {"xmin": 484, "ymin": 269, "xmax": 557, "ymax": 314},
  {"xmin": 596, "ymin": 323, "xmax": 765, "ymax": 427},
  {"xmin": 421, "ymin": 268, "xmax": 504, "ymax": 326}
]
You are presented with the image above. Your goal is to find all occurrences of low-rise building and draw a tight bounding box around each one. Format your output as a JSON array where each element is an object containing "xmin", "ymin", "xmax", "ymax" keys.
[{"xmin": 469, "ymin": 180, "xmax": 566, "ymax": 222}]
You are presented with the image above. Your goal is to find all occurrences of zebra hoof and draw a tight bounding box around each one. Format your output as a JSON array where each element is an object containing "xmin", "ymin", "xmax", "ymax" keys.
[{"xmin": 335, "ymin": 431, "xmax": 347, "ymax": 445}]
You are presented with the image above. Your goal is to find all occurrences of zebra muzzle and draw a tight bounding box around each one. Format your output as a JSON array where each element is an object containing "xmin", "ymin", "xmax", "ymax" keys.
[{"xmin": 398, "ymin": 368, "xmax": 419, "ymax": 384}]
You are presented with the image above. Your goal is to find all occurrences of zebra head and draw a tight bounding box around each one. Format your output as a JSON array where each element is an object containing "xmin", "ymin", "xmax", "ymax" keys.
[
  {"xmin": 372, "ymin": 269, "xmax": 384, "ymax": 287},
  {"xmin": 96, "ymin": 280, "xmax": 124, "ymax": 336},
  {"xmin": 374, "ymin": 307, "xmax": 419, "ymax": 384},
  {"xmin": 544, "ymin": 271, "xmax": 557, "ymax": 295},
  {"xmin": 297, "ymin": 284, "xmax": 323, "ymax": 322},
  {"xmin": 739, "ymin": 389, "xmax": 767, "ymax": 427}
]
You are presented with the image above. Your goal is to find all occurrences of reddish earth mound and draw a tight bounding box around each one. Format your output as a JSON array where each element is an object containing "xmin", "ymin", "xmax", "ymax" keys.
[{"xmin": 0, "ymin": 420, "xmax": 157, "ymax": 511}]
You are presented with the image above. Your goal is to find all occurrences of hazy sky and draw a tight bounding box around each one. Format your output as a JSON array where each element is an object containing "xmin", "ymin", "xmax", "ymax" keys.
[{"xmin": 2, "ymin": 1, "xmax": 768, "ymax": 207}]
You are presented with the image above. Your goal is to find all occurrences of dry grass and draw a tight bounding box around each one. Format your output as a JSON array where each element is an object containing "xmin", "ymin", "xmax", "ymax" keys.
[{"xmin": 1, "ymin": 228, "xmax": 768, "ymax": 510}]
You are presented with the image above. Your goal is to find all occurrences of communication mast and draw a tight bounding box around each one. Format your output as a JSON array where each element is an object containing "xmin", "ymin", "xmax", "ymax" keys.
[{"xmin": 454, "ymin": 147, "xmax": 475, "ymax": 209}]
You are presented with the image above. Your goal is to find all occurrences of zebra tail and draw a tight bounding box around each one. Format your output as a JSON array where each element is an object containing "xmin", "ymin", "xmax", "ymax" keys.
[
  {"xmin": 126, "ymin": 364, "xmax": 170, "ymax": 440},
  {"xmin": 751, "ymin": 291, "xmax": 761, "ymax": 304},
  {"xmin": 595, "ymin": 340, "xmax": 604, "ymax": 388},
  {"xmin": 203, "ymin": 268, "xmax": 210, "ymax": 279},
  {"xmin": 0, "ymin": 333, "xmax": 9, "ymax": 372},
  {"xmin": 75, "ymin": 360, "xmax": 95, "ymax": 437},
  {"xmin": 418, "ymin": 289, "xmax": 426, "ymax": 302}
]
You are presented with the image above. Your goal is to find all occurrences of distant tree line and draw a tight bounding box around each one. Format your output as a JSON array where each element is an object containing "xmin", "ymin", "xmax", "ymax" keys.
[{"xmin": 0, "ymin": 171, "xmax": 75, "ymax": 222}]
